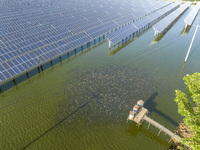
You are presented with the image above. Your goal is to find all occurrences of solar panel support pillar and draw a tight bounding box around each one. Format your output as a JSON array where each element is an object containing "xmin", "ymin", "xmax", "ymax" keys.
[
  {"xmin": 13, "ymin": 78, "xmax": 17, "ymax": 85},
  {"xmin": 67, "ymin": 51, "xmax": 69, "ymax": 58},
  {"xmin": 26, "ymin": 71, "xmax": 29, "ymax": 79},
  {"xmin": 99, "ymin": 36, "xmax": 100, "ymax": 42},
  {"xmin": 81, "ymin": 45, "xmax": 83, "ymax": 51},
  {"xmin": 154, "ymin": 31, "xmax": 157, "ymax": 38},
  {"xmin": 59, "ymin": 55, "xmax": 61, "ymax": 62},
  {"xmin": 37, "ymin": 67, "xmax": 40, "ymax": 73},
  {"xmin": 50, "ymin": 59, "xmax": 53, "ymax": 66},
  {"xmin": 41, "ymin": 65, "xmax": 43, "ymax": 71},
  {"xmin": 94, "ymin": 39, "xmax": 95, "ymax": 45},
  {"xmin": 185, "ymin": 24, "xmax": 188, "ymax": 29},
  {"xmin": 74, "ymin": 48, "xmax": 76, "ymax": 54},
  {"xmin": 109, "ymin": 41, "xmax": 111, "ymax": 49}
]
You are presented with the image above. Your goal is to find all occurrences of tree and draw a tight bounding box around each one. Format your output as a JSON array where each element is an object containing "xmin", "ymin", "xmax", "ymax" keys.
[{"xmin": 175, "ymin": 72, "xmax": 200, "ymax": 150}]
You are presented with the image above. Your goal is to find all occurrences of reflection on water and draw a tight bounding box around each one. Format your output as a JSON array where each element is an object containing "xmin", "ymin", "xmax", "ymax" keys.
[{"xmin": 180, "ymin": 25, "xmax": 191, "ymax": 35}]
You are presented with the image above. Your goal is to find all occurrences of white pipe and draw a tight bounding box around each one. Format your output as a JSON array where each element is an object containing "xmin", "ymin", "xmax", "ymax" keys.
[{"xmin": 184, "ymin": 25, "xmax": 199, "ymax": 62}]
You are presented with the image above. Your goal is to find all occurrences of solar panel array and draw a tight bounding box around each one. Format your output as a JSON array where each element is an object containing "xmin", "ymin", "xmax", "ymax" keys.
[
  {"xmin": 106, "ymin": 2, "xmax": 181, "ymax": 45},
  {"xmin": 0, "ymin": 0, "xmax": 181, "ymax": 83},
  {"xmin": 184, "ymin": 2, "xmax": 200, "ymax": 26},
  {"xmin": 152, "ymin": 2, "xmax": 191, "ymax": 34},
  {"xmin": 106, "ymin": 24, "xmax": 138, "ymax": 45}
]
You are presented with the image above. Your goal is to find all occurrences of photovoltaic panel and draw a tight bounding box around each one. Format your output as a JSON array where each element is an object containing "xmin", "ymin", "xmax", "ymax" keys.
[
  {"xmin": 86, "ymin": 21, "xmax": 118, "ymax": 39},
  {"xmin": 0, "ymin": 0, "xmax": 182, "ymax": 83},
  {"xmin": 184, "ymin": 2, "xmax": 200, "ymax": 26},
  {"xmin": 153, "ymin": 2, "xmax": 190, "ymax": 34},
  {"xmin": 0, "ymin": 52, "xmax": 40, "ymax": 82},
  {"xmin": 133, "ymin": 17, "xmax": 152, "ymax": 29},
  {"xmin": 114, "ymin": 14, "xmax": 135, "ymax": 26},
  {"xmin": 106, "ymin": 24, "xmax": 137, "ymax": 45}
]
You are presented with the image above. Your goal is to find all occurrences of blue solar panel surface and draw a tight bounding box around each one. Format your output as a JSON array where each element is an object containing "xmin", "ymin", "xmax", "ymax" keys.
[
  {"xmin": 0, "ymin": 0, "xmax": 178, "ymax": 83},
  {"xmin": 153, "ymin": 2, "xmax": 191, "ymax": 33},
  {"xmin": 184, "ymin": 2, "xmax": 200, "ymax": 26},
  {"xmin": 106, "ymin": 1, "xmax": 180, "ymax": 45},
  {"xmin": 106, "ymin": 24, "xmax": 138, "ymax": 44}
]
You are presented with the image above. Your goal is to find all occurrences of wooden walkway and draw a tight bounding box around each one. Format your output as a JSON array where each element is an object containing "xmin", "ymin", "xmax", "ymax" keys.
[
  {"xmin": 133, "ymin": 107, "xmax": 148, "ymax": 124},
  {"xmin": 127, "ymin": 107, "xmax": 181, "ymax": 143},
  {"xmin": 143, "ymin": 115, "xmax": 181, "ymax": 143}
]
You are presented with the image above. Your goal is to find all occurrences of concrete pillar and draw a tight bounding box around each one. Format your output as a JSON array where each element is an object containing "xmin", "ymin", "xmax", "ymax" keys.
[
  {"xmin": 13, "ymin": 78, "xmax": 16, "ymax": 85},
  {"xmin": 40, "ymin": 65, "xmax": 43, "ymax": 71},
  {"xmin": 81, "ymin": 45, "xmax": 83, "ymax": 50},
  {"xmin": 26, "ymin": 71, "xmax": 29, "ymax": 78}
]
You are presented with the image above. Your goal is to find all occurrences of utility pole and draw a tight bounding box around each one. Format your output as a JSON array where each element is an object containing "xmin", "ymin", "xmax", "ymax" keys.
[{"xmin": 184, "ymin": 24, "xmax": 199, "ymax": 62}]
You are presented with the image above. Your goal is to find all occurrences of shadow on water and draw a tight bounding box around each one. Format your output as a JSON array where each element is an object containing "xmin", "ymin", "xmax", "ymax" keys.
[
  {"xmin": 126, "ymin": 122, "xmax": 170, "ymax": 147},
  {"xmin": 22, "ymin": 92, "xmax": 100, "ymax": 149},
  {"xmin": 125, "ymin": 92, "xmax": 178, "ymax": 148},
  {"xmin": 144, "ymin": 92, "xmax": 178, "ymax": 126}
]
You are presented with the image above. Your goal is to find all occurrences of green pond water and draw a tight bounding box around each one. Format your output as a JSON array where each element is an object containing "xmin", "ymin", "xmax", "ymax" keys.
[{"xmin": 1, "ymin": 9, "xmax": 200, "ymax": 150}]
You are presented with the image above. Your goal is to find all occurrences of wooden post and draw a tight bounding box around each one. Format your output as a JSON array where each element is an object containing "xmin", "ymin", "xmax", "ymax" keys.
[
  {"xmin": 168, "ymin": 138, "xmax": 174, "ymax": 143},
  {"xmin": 147, "ymin": 122, "xmax": 151, "ymax": 129},
  {"xmin": 138, "ymin": 123, "xmax": 141, "ymax": 129},
  {"xmin": 157, "ymin": 129, "xmax": 162, "ymax": 136}
]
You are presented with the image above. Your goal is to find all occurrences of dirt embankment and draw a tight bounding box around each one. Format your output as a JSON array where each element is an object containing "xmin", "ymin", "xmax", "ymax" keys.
[{"xmin": 170, "ymin": 121, "xmax": 194, "ymax": 150}]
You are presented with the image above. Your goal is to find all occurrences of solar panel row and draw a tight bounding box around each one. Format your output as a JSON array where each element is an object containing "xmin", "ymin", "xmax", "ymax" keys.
[
  {"xmin": 152, "ymin": 2, "xmax": 191, "ymax": 34},
  {"xmin": 106, "ymin": 1, "xmax": 181, "ymax": 45},
  {"xmin": 106, "ymin": 24, "xmax": 137, "ymax": 45},
  {"xmin": 0, "ymin": 0, "xmax": 177, "ymax": 83},
  {"xmin": 184, "ymin": 2, "xmax": 200, "ymax": 26},
  {"xmin": 0, "ymin": 52, "xmax": 40, "ymax": 81}
]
